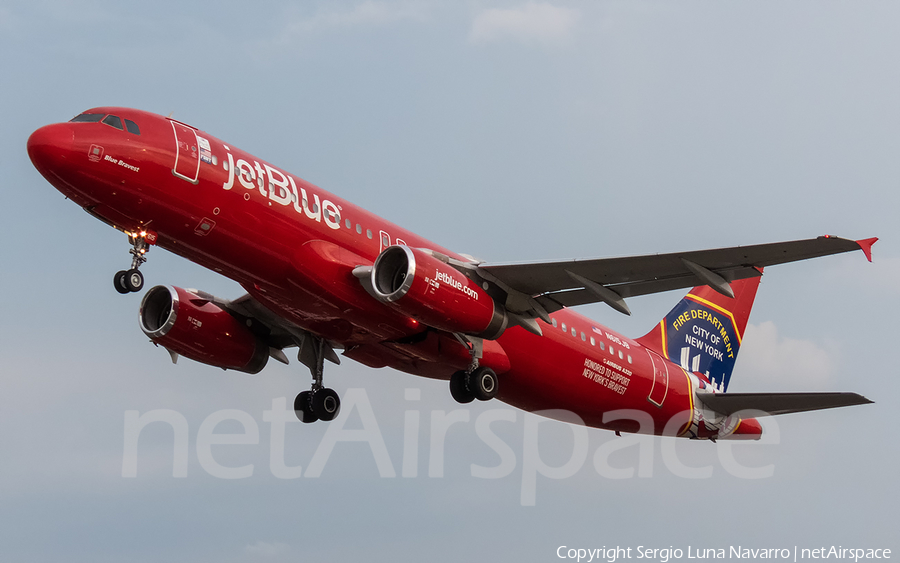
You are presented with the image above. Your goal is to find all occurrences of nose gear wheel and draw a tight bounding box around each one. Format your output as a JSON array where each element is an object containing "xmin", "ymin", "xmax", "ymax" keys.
[{"xmin": 113, "ymin": 232, "xmax": 150, "ymax": 294}]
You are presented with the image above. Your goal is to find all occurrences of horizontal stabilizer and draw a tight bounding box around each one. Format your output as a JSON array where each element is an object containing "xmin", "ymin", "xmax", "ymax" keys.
[{"xmin": 698, "ymin": 392, "xmax": 873, "ymax": 417}]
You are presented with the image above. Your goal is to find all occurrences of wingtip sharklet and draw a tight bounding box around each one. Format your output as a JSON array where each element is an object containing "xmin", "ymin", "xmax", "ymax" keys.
[{"xmin": 855, "ymin": 237, "xmax": 878, "ymax": 262}]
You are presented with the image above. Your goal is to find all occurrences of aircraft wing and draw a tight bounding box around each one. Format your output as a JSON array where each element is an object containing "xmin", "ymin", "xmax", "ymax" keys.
[
  {"xmin": 477, "ymin": 236, "xmax": 876, "ymax": 315},
  {"xmin": 697, "ymin": 392, "xmax": 873, "ymax": 417}
]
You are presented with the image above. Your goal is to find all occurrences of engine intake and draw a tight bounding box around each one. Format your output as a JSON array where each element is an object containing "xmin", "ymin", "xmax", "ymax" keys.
[
  {"xmin": 140, "ymin": 285, "xmax": 269, "ymax": 374},
  {"xmin": 370, "ymin": 246, "xmax": 508, "ymax": 339}
]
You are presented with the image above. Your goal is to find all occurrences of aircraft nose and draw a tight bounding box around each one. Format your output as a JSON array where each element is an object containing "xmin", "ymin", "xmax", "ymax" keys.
[{"xmin": 27, "ymin": 123, "xmax": 75, "ymax": 175}]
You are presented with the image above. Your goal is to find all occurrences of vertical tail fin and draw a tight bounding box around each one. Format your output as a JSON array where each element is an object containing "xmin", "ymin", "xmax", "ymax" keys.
[{"xmin": 636, "ymin": 272, "xmax": 762, "ymax": 393}]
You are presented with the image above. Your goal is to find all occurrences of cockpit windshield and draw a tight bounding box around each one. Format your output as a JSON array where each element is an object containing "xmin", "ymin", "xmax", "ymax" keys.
[
  {"xmin": 102, "ymin": 115, "xmax": 123, "ymax": 130},
  {"xmin": 69, "ymin": 113, "xmax": 105, "ymax": 123},
  {"xmin": 124, "ymin": 119, "xmax": 140, "ymax": 135},
  {"xmin": 68, "ymin": 112, "xmax": 141, "ymax": 135}
]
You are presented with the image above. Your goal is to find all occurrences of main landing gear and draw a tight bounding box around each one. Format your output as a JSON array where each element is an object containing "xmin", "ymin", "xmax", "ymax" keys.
[
  {"xmin": 448, "ymin": 335, "xmax": 499, "ymax": 404},
  {"xmin": 293, "ymin": 336, "xmax": 342, "ymax": 423},
  {"xmin": 114, "ymin": 232, "xmax": 149, "ymax": 294},
  {"xmin": 449, "ymin": 366, "xmax": 499, "ymax": 404}
]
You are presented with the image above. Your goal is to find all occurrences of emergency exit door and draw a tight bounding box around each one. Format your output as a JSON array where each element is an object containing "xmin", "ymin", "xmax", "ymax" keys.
[{"xmin": 171, "ymin": 120, "xmax": 200, "ymax": 184}]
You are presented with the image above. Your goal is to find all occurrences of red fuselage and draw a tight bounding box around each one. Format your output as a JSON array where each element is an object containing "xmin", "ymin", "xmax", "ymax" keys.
[{"xmin": 27, "ymin": 107, "xmax": 761, "ymax": 439}]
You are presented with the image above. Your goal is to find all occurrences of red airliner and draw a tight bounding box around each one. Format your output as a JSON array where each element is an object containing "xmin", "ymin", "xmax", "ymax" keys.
[{"xmin": 27, "ymin": 107, "xmax": 876, "ymax": 439}]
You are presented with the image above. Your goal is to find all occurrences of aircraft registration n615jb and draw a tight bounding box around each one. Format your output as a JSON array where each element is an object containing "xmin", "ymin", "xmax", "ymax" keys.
[{"xmin": 27, "ymin": 107, "xmax": 876, "ymax": 440}]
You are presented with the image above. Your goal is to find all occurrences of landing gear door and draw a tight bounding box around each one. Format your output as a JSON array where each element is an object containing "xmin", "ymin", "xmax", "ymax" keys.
[
  {"xmin": 647, "ymin": 350, "xmax": 669, "ymax": 407},
  {"xmin": 170, "ymin": 120, "xmax": 200, "ymax": 184}
]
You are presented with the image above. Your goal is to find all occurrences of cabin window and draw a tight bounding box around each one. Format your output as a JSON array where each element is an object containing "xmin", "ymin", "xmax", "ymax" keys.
[
  {"xmin": 580, "ymin": 332, "xmax": 586, "ymax": 341},
  {"xmin": 627, "ymin": 355, "xmax": 633, "ymax": 364},
  {"xmin": 561, "ymin": 323, "xmax": 567, "ymax": 332},
  {"xmin": 551, "ymin": 318, "xmax": 557, "ymax": 328},
  {"xmin": 366, "ymin": 229, "xmax": 373, "ymax": 240},
  {"xmin": 381, "ymin": 233, "xmax": 390, "ymax": 247},
  {"xmin": 102, "ymin": 115, "xmax": 124, "ymax": 130},
  {"xmin": 345, "ymin": 219, "xmax": 351, "ymax": 229},
  {"xmin": 124, "ymin": 119, "xmax": 141, "ymax": 135},
  {"xmin": 619, "ymin": 350, "xmax": 624, "ymax": 360},
  {"xmin": 571, "ymin": 327, "xmax": 576, "ymax": 337},
  {"xmin": 599, "ymin": 341, "xmax": 605, "ymax": 351},
  {"xmin": 590, "ymin": 336, "xmax": 595, "ymax": 346},
  {"xmin": 356, "ymin": 224, "xmax": 362, "ymax": 234},
  {"xmin": 70, "ymin": 113, "xmax": 105, "ymax": 123},
  {"xmin": 609, "ymin": 345, "xmax": 614, "ymax": 356}
]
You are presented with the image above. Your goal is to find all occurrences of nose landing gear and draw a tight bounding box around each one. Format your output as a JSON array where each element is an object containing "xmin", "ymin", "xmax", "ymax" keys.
[{"xmin": 114, "ymin": 231, "xmax": 150, "ymax": 294}]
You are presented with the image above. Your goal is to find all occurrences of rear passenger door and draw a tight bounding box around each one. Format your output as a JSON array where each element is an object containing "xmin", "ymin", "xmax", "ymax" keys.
[{"xmin": 646, "ymin": 350, "xmax": 669, "ymax": 407}]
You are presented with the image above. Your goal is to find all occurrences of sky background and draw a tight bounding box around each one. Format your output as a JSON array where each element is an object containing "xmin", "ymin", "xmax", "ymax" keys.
[{"xmin": 1, "ymin": 1, "xmax": 898, "ymax": 561}]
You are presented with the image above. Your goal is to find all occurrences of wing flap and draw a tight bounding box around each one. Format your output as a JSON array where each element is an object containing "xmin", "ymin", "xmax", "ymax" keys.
[
  {"xmin": 697, "ymin": 392, "xmax": 873, "ymax": 417},
  {"xmin": 536, "ymin": 267, "xmax": 766, "ymax": 312}
]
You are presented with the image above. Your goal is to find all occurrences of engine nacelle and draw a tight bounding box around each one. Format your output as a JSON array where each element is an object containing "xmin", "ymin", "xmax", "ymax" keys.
[
  {"xmin": 139, "ymin": 285, "xmax": 269, "ymax": 374},
  {"xmin": 370, "ymin": 246, "xmax": 508, "ymax": 339}
]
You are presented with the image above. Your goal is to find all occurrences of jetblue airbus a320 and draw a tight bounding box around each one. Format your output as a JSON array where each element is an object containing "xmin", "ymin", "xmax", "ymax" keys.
[{"xmin": 27, "ymin": 107, "xmax": 876, "ymax": 439}]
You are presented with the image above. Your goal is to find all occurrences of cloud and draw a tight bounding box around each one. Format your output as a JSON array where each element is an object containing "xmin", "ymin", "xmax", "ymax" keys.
[
  {"xmin": 469, "ymin": 2, "xmax": 579, "ymax": 46},
  {"xmin": 244, "ymin": 541, "xmax": 291, "ymax": 557},
  {"xmin": 731, "ymin": 321, "xmax": 837, "ymax": 391}
]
